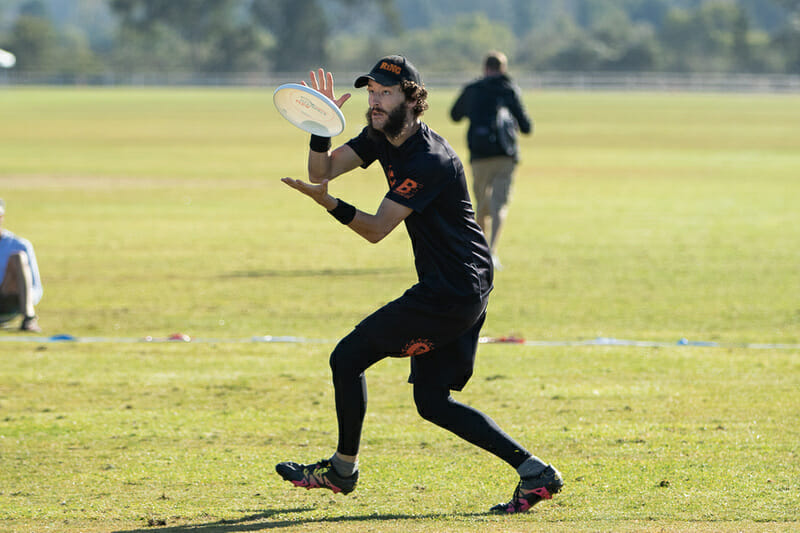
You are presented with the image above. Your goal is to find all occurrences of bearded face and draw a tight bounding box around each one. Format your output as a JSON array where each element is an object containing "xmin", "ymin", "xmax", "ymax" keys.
[{"xmin": 366, "ymin": 98, "xmax": 409, "ymax": 140}]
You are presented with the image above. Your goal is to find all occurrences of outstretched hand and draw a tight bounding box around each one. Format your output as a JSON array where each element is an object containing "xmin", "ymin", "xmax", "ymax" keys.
[
  {"xmin": 281, "ymin": 177, "xmax": 337, "ymax": 210},
  {"xmin": 303, "ymin": 68, "xmax": 351, "ymax": 109}
]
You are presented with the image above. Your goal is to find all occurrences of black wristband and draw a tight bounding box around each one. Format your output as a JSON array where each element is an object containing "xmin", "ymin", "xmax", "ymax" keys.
[
  {"xmin": 310, "ymin": 134, "xmax": 331, "ymax": 153},
  {"xmin": 328, "ymin": 198, "xmax": 356, "ymax": 225}
]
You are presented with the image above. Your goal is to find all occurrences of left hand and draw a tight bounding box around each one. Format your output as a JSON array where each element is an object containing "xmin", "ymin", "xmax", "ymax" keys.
[{"xmin": 281, "ymin": 177, "xmax": 337, "ymax": 210}]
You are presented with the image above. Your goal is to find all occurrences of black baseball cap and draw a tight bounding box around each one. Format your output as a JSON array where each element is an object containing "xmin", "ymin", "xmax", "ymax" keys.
[{"xmin": 354, "ymin": 55, "xmax": 422, "ymax": 88}]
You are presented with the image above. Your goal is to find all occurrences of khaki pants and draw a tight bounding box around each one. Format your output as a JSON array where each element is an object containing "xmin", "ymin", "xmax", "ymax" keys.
[{"xmin": 471, "ymin": 156, "xmax": 516, "ymax": 226}]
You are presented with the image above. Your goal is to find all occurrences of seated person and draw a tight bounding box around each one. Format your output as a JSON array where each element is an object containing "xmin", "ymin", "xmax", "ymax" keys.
[{"xmin": 0, "ymin": 199, "xmax": 43, "ymax": 332}]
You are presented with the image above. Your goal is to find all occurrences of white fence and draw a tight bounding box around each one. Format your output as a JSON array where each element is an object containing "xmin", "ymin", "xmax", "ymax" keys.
[
  {"xmin": 516, "ymin": 71, "xmax": 800, "ymax": 92},
  {"xmin": 429, "ymin": 71, "xmax": 800, "ymax": 92},
  {"xmin": 1, "ymin": 70, "xmax": 799, "ymax": 93}
]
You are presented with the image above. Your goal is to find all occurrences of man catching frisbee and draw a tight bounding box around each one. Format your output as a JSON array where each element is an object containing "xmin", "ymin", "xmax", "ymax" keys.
[{"xmin": 278, "ymin": 55, "xmax": 562, "ymax": 513}]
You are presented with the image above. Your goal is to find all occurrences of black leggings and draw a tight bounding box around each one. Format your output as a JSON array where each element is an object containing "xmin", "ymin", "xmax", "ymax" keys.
[{"xmin": 330, "ymin": 331, "xmax": 531, "ymax": 469}]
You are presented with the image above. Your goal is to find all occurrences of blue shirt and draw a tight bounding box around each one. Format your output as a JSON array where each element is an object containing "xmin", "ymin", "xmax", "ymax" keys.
[{"xmin": 0, "ymin": 229, "xmax": 43, "ymax": 305}]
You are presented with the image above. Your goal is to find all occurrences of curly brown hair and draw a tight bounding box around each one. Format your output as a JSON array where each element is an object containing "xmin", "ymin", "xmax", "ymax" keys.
[{"xmin": 401, "ymin": 80, "xmax": 429, "ymax": 117}]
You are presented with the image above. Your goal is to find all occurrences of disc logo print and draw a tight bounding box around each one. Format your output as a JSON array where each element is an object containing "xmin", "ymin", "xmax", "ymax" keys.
[
  {"xmin": 295, "ymin": 95, "xmax": 328, "ymax": 117},
  {"xmin": 402, "ymin": 338, "xmax": 434, "ymax": 357}
]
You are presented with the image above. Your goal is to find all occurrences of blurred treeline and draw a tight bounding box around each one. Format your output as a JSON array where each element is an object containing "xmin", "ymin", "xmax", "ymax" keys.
[{"xmin": 1, "ymin": 0, "xmax": 799, "ymax": 79}]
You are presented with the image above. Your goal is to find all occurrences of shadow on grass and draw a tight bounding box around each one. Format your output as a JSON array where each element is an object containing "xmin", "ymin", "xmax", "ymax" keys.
[
  {"xmin": 114, "ymin": 507, "xmax": 490, "ymax": 532},
  {"xmin": 223, "ymin": 267, "xmax": 406, "ymax": 278}
]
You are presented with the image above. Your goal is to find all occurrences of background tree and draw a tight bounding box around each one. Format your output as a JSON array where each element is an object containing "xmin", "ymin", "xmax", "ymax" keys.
[
  {"xmin": 1, "ymin": 0, "xmax": 799, "ymax": 78},
  {"xmin": 659, "ymin": 1, "xmax": 751, "ymax": 72},
  {"xmin": 4, "ymin": 0, "xmax": 59, "ymax": 72},
  {"xmin": 110, "ymin": 0, "xmax": 267, "ymax": 73},
  {"xmin": 388, "ymin": 13, "xmax": 516, "ymax": 74},
  {"xmin": 250, "ymin": 0, "xmax": 399, "ymax": 73},
  {"xmin": 770, "ymin": 0, "xmax": 800, "ymax": 72}
]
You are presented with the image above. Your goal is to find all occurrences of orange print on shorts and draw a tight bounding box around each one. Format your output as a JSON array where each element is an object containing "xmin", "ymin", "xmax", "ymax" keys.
[{"xmin": 402, "ymin": 338, "xmax": 434, "ymax": 357}]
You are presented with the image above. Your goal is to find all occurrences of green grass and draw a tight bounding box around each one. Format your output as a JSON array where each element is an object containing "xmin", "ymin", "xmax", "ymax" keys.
[{"xmin": 0, "ymin": 87, "xmax": 799, "ymax": 532}]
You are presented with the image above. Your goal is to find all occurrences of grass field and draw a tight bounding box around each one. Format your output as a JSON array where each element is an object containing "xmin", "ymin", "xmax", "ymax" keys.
[{"xmin": 0, "ymin": 86, "xmax": 798, "ymax": 532}]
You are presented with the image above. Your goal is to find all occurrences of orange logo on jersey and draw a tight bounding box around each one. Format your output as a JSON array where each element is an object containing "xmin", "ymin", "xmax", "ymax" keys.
[
  {"xmin": 394, "ymin": 178, "xmax": 422, "ymax": 199},
  {"xmin": 402, "ymin": 338, "xmax": 434, "ymax": 357}
]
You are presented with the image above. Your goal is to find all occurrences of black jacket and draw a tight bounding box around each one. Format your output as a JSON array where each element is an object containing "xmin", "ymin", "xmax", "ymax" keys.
[{"xmin": 450, "ymin": 74, "xmax": 532, "ymax": 161}]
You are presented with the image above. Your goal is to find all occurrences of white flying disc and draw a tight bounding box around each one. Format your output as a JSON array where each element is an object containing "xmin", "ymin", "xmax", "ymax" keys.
[
  {"xmin": 0, "ymin": 48, "xmax": 16, "ymax": 69},
  {"xmin": 273, "ymin": 83, "xmax": 345, "ymax": 137}
]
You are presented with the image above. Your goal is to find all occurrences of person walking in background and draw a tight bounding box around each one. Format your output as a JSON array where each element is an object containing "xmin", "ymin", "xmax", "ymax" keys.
[
  {"xmin": 276, "ymin": 55, "xmax": 562, "ymax": 513},
  {"xmin": 0, "ymin": 199, "xmax": 43, "ymax": 332},
  {"xmin": 450, "ymin": 51, "xmax": 532, "ymax": 270}
]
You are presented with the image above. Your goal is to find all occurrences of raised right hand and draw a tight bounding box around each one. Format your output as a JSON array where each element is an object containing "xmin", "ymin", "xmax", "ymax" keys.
[{"xmin": 303, "ymin": 68, "xmax": 351, "ymax": 109}]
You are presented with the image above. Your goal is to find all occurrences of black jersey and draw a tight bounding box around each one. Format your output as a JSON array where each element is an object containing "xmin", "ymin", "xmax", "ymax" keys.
[{"xmin": 346, "ymin": 122, "xmax": 493, "ymax": 302}]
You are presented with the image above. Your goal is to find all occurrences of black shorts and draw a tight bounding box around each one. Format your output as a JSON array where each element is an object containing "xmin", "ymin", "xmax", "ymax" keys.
[
  {"xmin": 353, "ymin": 284, "xmax": 489, "ymax": 391},
  {"xmin": 0, "ymin": 294, "xmax": 20, "ymax": 323}
]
